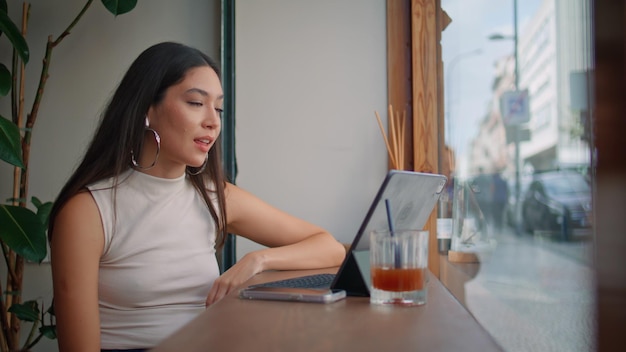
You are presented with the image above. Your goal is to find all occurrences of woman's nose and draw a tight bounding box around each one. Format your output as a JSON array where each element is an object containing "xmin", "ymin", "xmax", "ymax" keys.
[{"xmin": 203, "ymin": 108, "xmax": 221, "ymax": 129}]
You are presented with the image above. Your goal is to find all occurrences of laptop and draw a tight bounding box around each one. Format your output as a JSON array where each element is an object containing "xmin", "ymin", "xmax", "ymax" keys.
[{"xmin": 248, "ymin": 170, "xmax": 448, "ymax": 297}]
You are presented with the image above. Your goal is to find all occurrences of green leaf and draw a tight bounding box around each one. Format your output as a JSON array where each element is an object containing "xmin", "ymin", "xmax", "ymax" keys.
[
  {"xmin": 0, "ymin": 9, "xmax": 29, "ymax": 64},
  {"xmin": 34, "ymin": 198, "xmax": 53, "ymax": 227},
  {"xmin": 101, "ymin": 0, "xmax": 138, "ymax": 16},
  {"xmin": 40, "ymin": 325, "xmax": 57, "ymax": 339},
  {"xmin": 31, "ymin": 196, "xmax": 43, "ymax": 208},
  {"xmin": 8, "ymin": 300, "xmax": 40, "ymax": 322},
  {"xmin": 0, "ymin": 63, "xmax": 10, "ymax": 96},
  {"xmin": 0, "ymin": 115, "xmax": 24, "ymax": 168},
  {"xmin": 0, "ymin": 205, "xmax": 47, "ymax": 262}
]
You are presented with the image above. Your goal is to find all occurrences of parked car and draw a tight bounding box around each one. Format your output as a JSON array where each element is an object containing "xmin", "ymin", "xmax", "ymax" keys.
[{"xmin": 521, "ymin": 171, "xmax": 592, "ymax": 240}]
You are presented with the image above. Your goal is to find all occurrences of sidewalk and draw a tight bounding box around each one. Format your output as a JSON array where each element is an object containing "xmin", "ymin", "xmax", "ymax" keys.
[{"xmin": 461, "ymin": 228, "xmax": 595, "ymax": 352}]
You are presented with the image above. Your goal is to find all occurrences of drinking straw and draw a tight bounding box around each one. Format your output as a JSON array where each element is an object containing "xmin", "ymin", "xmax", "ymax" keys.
[
  {"xmin": 385, "ymin": 198, "xmax": 396, "ymax": 235},
  {"xmin": 385, "ymin": 199, "xmax": 402, "ymax": 268}
]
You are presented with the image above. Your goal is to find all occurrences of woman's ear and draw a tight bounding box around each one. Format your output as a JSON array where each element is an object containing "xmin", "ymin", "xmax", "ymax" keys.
[{"xmin": 146, "ymin": 105, "xmax": 156, "ymax": 126}]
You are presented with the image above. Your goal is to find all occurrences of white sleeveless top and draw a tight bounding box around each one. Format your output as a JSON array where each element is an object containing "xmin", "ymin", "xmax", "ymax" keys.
[{"xmin": 87, "ymin": 169, "xmax": 220, "ymax": 349}]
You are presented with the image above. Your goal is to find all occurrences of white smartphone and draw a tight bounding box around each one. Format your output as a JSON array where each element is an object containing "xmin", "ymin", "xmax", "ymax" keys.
[{"xmin": 239, "ymin": 286, "xmax": 347, "ymax": 303}]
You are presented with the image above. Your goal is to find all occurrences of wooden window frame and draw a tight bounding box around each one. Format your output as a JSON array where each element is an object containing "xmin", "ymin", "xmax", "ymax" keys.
[{"xmin": 386, "ymin": 0, "xmax": 450, "ymax": 276}]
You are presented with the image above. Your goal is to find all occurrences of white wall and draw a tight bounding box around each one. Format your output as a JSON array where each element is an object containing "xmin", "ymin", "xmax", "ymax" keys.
[
  {"xmin": 0, "ymin": 1, "xmax": 220, "ymax": 351},
  {"xmin": 234, "ymin": 0, "xmax": 388, "ymax": 258}
]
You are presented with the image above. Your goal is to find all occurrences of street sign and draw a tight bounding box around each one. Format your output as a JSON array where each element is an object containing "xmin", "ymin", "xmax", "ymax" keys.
[
  {"xmin": 500, "ymin": 89, "xmax": 530, "ymax": 125},
  {"xmin": 505, "ymin": 125, "xmax": 531, "ymax": 144}
]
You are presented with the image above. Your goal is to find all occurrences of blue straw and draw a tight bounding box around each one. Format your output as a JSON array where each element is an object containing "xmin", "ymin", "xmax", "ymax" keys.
[
  {"xmin": 385, "ymin": 199, "xmax": 401, "ymax": 268},
  {"xmin": 385, "ymin": 199, "xmax": 395, "ymax": 236}
]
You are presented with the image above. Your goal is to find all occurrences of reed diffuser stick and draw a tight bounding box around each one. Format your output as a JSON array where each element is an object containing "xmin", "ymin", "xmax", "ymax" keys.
[
  {"xmin": 388, "ymin": 105, "xmax": 399, "ymax": 169},
  {"xmin": 399, "ymin": 109, "xmax": 406, "ymax": 170},
  {"xmin": 375, "ymin": 110, "xmax": 398, "ymax": 169}
]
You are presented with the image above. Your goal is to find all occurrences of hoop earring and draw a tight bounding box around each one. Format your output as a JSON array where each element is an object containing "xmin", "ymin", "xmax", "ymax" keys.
[
  {"xmin": 131, "ymin": 117, "xmax": 161, "ymax": 170},
  {"xmin": 187, "ymin": 155, "xmax": 208, "ymax": 176}
]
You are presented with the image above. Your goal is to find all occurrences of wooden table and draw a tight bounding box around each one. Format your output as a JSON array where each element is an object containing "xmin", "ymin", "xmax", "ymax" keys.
[{"xmin": 152, "ymin": 268, "xmax": 502, "ymax": 351}]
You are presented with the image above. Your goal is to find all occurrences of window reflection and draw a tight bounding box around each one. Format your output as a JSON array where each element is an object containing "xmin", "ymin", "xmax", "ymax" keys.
[
  {"xmin": 441, "ymin": 0, "xmax": 594, "ymax": 351},
  {"xmin": 522, "ymin": 170, "xmax": 592, "ymax": 239}
]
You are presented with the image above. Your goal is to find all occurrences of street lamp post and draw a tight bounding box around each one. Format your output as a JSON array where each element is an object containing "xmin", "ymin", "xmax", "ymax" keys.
[
  {"xmin": 445, "ymin": 48, "xmax": 483, "ymax": 142},
  {"xmin": 512, "ymin": 0, "xmax": 522, "ymax": 236},
  {"xmin": 513, "ymin": 0, "xmax": 519, "ymax": 90},
  {"xmin": 489, "ymin": 0, "xmax": 522, "ymax": 235}
]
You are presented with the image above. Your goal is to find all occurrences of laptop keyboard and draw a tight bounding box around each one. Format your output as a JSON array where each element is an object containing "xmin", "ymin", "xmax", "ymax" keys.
[{"xmin": 251, "ymin": 273, "xmax": 336, "ymax": 289}]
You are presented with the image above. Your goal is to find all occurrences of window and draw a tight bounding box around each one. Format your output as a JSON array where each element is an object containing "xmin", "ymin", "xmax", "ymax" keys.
[{"xmin": 440, "ymin": 1, "xmax": 594, "ymax": 351}]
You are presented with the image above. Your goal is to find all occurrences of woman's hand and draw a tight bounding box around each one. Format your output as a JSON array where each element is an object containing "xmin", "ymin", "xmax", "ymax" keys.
[{"xmin": 205, "ymin": 251, "xmax": 264, "ymax": 306}]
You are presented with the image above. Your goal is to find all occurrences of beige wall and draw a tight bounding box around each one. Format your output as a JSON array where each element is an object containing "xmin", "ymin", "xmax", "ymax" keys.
[
  {"xmin": 0, "ymin": 1, "xmax": 220, "ymax": 351},
  {"xmin": 234, "ymin": 0, "xmax": 388, "ymax": 257}
]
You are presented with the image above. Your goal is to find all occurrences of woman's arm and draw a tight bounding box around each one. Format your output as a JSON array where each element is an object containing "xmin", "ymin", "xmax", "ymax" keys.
[
  {"xmin": 205, "ymin": 183, "xmax": 346, "ymax": 305},
  {"xmin": 50, "ymin": 191, "xmax": 103, "ymax": 352}
]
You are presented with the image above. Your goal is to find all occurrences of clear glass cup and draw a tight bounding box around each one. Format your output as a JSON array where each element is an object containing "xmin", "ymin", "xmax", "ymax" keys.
[{"xmin": 369, "ymin": 229, "xmax": 429, "ymax": 306}]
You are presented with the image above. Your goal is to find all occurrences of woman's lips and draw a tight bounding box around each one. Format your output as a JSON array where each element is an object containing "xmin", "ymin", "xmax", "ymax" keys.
[{"xmin": 194, "ymin": 138, "xmax": 212, "ymax": 152}]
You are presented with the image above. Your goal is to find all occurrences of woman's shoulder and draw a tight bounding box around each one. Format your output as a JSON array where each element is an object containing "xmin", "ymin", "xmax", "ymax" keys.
[
  {"xmin": 52, "ymin": 190, "xmax": 103, "ymax": 243},
  {"xmin": 50, "ymin": 189, "xmax": 105, "ymax": 262},
  {"xmin": 58, "ymin": 190, "xmax": 99, "ymax": 218}
]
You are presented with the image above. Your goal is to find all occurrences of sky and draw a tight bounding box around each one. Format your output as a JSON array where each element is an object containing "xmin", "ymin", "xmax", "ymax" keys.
[{"xmin": 441, "ymin": 0, "xmax": 544, "ymax": 169}]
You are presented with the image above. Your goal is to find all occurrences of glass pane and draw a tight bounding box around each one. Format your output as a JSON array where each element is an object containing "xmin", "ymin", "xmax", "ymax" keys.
[{"xmin": 441, "ymin": 0, "xmax": 594, "ymax": 351}]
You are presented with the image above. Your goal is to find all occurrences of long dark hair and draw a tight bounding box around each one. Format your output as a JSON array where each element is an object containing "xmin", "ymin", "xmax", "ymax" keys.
[{"xmin": 48, "ymin": 42, "xmax": 228, "ymax": 249}]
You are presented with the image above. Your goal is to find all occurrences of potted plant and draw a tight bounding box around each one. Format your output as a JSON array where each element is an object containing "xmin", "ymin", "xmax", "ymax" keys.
[{"xmin": 0, "ymin": 1, "xmax": 138, "ymax": 350}]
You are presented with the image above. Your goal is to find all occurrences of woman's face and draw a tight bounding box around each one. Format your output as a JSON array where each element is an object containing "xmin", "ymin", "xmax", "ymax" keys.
[{"xmin": 145, "ymin": 66, "xmax": 223, "ymax": 177}]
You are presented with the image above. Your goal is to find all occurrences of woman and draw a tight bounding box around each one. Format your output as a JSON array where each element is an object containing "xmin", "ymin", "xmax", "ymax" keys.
[{"xmin": 48, "ymin": 41, "xmax": 346, "ymax": 352}]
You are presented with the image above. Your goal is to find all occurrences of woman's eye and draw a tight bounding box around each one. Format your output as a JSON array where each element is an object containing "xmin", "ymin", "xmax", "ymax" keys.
[
  {"xmin": 188, "ymin": 101, "xmax": 203, "ymax": 107},
  {"xmin": 215, "ymin": 108, "xmax": 224, "ymax": 113}
]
